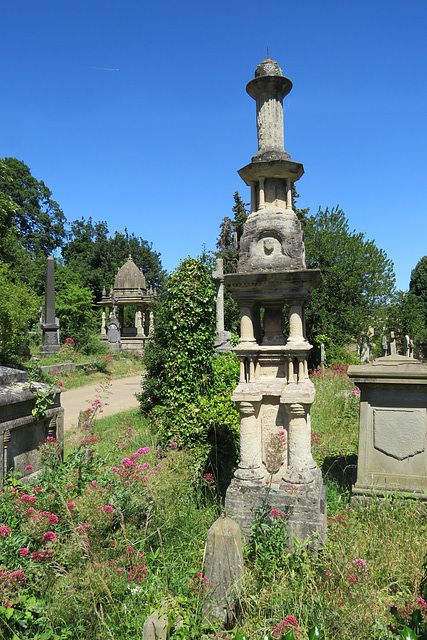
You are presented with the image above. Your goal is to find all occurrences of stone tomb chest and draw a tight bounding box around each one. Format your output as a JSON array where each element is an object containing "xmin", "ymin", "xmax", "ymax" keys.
[
  {"xmin": 0, "ymin": 366, "xmax": 63, "ymax": 488},
  {"xmin": 348, "ymin": 355, "xmax": 427, "ymax": 499}
]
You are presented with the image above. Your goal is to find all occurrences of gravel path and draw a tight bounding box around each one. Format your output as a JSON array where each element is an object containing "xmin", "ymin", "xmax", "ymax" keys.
[{"xmin": 61, "ymin": 375, "xmax": 142, "ymax": 433}]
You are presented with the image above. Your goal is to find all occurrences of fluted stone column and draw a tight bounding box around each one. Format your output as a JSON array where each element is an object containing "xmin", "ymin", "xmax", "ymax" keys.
[{"xmin": 234, "ymin": 399, "xmax": 263, "ymax": 481}]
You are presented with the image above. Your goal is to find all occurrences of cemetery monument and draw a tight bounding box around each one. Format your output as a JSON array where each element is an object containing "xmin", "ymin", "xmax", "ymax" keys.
[{"xmin": 224, "ymin": 57, "xmax": 327, "ymax": 548}]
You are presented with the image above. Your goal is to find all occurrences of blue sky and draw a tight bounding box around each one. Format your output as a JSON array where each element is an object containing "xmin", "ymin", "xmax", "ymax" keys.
[{"xmin": 1, "ymin": 0, "xmax": 426, "ymax": 291}]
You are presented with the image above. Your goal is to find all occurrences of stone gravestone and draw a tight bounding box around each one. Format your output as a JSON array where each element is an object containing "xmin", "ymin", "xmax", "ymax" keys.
[
  {"xmin": 390, "ymin": 331, "xmax": 397, "ymax": 355},
  {"xmin": 40, "ymin": 256, "xmax": 60, "ymax": 356},
  {"xmin": 381, "ymin": 336, "xmax": 388, "ymax": 357},
  {"xmin": 107, "ymin": 293, "xmax": 121, "ymax": 352},
  {"xmin": 202, "ymin": 513, "xmax": 244, "ymax": 626},
  {"xmin": 213, "ymin": 258, "xmax": 232, "ymax": 352},
  {"xmin": 349, "ymin": 355, "xmax": 427, "ymax": 501},
  {"xmin": 224, "ymin": 58, "xmax": 327, "ymax": 550}
]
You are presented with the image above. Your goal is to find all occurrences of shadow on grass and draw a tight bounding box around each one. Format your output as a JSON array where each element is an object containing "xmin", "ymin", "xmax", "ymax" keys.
[{"xmin": 321, "ymin": 453, "xmax": 358, "ymax": 496}]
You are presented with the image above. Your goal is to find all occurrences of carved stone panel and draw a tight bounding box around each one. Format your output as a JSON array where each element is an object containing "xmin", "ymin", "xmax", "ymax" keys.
[{"xmin": 373, "ymin": 408, "xmax": 426, "ymax": 461}]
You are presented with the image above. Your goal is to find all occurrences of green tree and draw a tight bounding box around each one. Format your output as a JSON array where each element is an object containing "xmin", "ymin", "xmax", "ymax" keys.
[
  {"xmin": 387, "ymin": 290, "xmax": 427, "ymax": 347},
  {"xmin": 55, "ymin": 265, "xmax": 98, "ymax": 352},
  {"xmin": 0, "ymin": 158, "xmax": 66, "ymax": 257},
  {"xmin": 63, "ymin": 219, "xmax": 167, "ymax": 301},
  {"xmin": 303, "ymin": 206, "xmax": 396, "ymax": 350},
  {"xmin": 0, "ymin": 261, "xmax": 39, "ymax": 364}
]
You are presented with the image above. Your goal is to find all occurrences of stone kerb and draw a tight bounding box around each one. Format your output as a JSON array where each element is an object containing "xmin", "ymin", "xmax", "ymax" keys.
[
  {"xmin": 349, "ymin": 355, "xmax": 427, "ymax": 500},
  {"xmin": 0, "ymin": 366, "xmax": 64, "ymax": 488}
]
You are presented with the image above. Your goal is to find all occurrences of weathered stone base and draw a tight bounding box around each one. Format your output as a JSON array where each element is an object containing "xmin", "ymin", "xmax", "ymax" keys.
[{"xmin": 225, "ymin": 469, "xmax": 327, "ymax": 552}]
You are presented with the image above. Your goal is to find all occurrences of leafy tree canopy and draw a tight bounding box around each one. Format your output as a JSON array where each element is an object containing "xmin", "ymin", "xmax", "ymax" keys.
[
  {"xmin": 62, "ymin": 218, "xmax": 167, "ymax": 301},
  {"xmin": 0, "ymin": 158, "xmax": 66, "ymax": 257},
  {"xmin": 303, "ymin": 206, "xmax": 396, "ymax": 347},
  {"xmin": 0, "ymin": 261, "xmax": 39, "ymax": 365}
]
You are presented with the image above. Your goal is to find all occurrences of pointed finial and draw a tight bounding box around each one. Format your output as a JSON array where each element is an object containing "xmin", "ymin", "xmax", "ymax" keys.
[{"xmin": 267, "ymin": 46, "xmax": 270, "ymax": 61}]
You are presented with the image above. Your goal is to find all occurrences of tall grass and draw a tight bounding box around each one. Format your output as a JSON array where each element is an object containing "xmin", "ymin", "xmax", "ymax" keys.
[{"xmin": 0, "ymin": 367, "xmax": 426, "ymax": 639}]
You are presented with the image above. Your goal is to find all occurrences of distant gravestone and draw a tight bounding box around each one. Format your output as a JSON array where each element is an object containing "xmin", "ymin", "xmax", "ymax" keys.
[
  {"xmin": 390, "ymin": 331, "xmax": 397, "ymax": 355},
  {"xmin": 381, "ymin": 336, "xmax": 388, "ymax": 357},
  {"xmin": 213, "ymin": 259, "xmax": 232, "ymax": 352},
  {"xmin": 202, "ymin": 513, "xmax": 244, "ymax": 626}
]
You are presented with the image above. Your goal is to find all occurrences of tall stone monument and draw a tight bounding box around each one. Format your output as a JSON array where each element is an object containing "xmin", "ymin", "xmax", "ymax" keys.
[
  {"xmin": 224, "ymin": 58, "xmax": 327, "ymax": 548},
  {"xmin": 40, "ymin": 256, "xmax": 60, "ymax": 356}
]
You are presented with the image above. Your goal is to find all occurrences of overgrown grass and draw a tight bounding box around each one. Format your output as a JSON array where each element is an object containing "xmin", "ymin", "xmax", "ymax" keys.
[{"xmin": 0, "ymin": 366, "xmax": 426, "ymax": 639}]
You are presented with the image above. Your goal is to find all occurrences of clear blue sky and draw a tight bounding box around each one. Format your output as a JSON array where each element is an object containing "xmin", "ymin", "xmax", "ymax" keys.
[{"xmin": 1, "ymin": 0, "xmax": 426, "ymax": 291}]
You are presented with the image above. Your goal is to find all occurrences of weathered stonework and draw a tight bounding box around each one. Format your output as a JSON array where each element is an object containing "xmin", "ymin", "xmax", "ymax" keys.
[
  {"xmin": 98, "ymin": 255, "xmax": 155, "ymax": 352},
  {"xmin": 349, "ymin": 355, "xmax": 427, "ymax": 499},
  {"xmin": 0, "ymin": 366, "xmax": 64, "ymax": 488},
  {"xmin": 224, "ymin": 58, "xmax": 327, "ymax": 549}
]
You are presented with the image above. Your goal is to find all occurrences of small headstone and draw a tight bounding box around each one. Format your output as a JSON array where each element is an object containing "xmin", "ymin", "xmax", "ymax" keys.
[
  {"xmin": 360, "ymin": 342, "xmax": 370, "ymax": 364},
  {"xmin": 142, "ymin": 600, "xmax": 182, "ymax": 640},
  {"xmin": 381, "ymin": 335, "xmax": 388, "ymax": 357},
  {"xmin": 202, "ymin": 513, "xmax": 244, "ymax": 626},
  {"xmin": 405, "ymin": 335, "xmax": 414, "ymax": 358},
  {"xmin": 390, "ymin": 331, "xmax": 397, "ymax": 355}
]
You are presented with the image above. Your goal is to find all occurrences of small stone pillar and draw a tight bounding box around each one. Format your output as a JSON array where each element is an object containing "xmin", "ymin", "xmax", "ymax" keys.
[
  {"xmin": 135, "ymin": 307, "xmax": 143, "ymax": 337},
  {"xmin": 40, "ymin": 256, "xmax": 60, "ymax": 356},
  {"xmin": 101, "ymin": 308, "xmax": 107, "ymax": 337},
  {"xmin": 390, "ymin": 331, "xmax": 397, "ymax": 355},
  {"xmin": 213, "ymin": 259, "xmax": 232, "ymax": 352}
]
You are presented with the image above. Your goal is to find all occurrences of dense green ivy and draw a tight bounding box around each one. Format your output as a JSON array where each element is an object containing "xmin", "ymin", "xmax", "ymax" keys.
[{"xmin": 139, "ymin": 257, "xmax": 240, "ymax": 488}]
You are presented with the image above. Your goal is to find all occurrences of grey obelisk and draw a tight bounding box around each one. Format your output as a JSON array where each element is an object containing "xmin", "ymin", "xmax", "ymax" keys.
[{"xmin": 40, "ymin": 256, "xmax": 60, "ymax": 356}]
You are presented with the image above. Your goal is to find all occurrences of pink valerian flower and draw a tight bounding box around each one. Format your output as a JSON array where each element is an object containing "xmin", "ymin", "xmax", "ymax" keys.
[
  {"xmin": 128, "ymin": 563, "xmax": 147, "ymax": 584},
  {"xmin": 19, "ymin": 548, "xmax": 29, "ymax": 557},
  {"xmin": 20, "ymin": 494, "xmax": 37, "ymax": 504},
  {"xmin": 189, "ymin": 572, "xmax": 213, "ymax": 593},
  {"xmin": 100, "ymin": 505, "xmax": 114, "ymax": 514},
  {"xmin": 0, "ymin": 525, "xmax": 12, "ymax": 537},
  {"xmin": 167, "ymin": 441, "xmax": 178, "ymax": 450},
  {"xmin": 272, "ymin": 615, "xmax": 301, "ymax": 639},
  {"xmin": 349, "ymin": 573, "xmax": 357, "ymax": 584},
  {"xmin": 25, "ymin": 465, "xmax": 33, "ymax": 471},
  {"xmin": 45, "ymin": 436, "xmax": 57, "ymax": 442},
  {"xmin": 270, "ymin": 509, "xmax": 281, "ymax": 517},
  {"xmin": 31, "ymin": 549, "xmax": 54, "ymax": 562},
  {"xmin": 41, "ymin": 531, "xmax": 57, "ymax": 543}
]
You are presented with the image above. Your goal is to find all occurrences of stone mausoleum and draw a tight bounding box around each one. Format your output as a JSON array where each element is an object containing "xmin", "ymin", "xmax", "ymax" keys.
[
  {"xmin": 98, "ymin": 256, "xmax": 156, "ymax": 352},
  {"xmin": 224, "ymin": 57, "xmax": 327, "ymax": 548}
]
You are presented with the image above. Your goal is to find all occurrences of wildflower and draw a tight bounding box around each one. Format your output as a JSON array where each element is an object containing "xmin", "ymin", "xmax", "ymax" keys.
[
  {"xmin": 58, "ymin": 382, "xmax": 64, "ymax": 386},
  {"xmin": 21, "ymin": 494, "xmax": 37, "ymax": 504},
  {"xmin": 101, "ymin": 505, "xmax": 114, "ymax": 514},
  {"xmin": 273, "ymin": 615, "xmax": 301, "ymax": 639},
  {"xmin": 19, "ymin": 547, "xmax": 29, "ymax": 557},
  {"xmin": 31, "ymin": 549, "xmax": 54, "ymax": 562},
  {"xmin": 25, "ymin": 465, "xmax": 33, "ymax": 471},
  {"xmin": 0, "ymin": 525, "xmax": 12, "ymax": 537},
  {"xmin": 270, "ymin": 509, "xmax": 281, "ymax": 517},
  {"xmin": 41, "ymin": 531, "xmax": 57, "ymax": 543},
  {"xmin": 325, "ymin": 572, "xmax": 332, "ymax": 577},
  {"xmin": 349, "ymin": 573, "xmax": 357, "ymax": 584}
]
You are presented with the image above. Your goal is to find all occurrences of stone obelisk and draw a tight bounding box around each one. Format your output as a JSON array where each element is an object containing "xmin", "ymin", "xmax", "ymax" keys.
[
  {"xmin": 224, "ymin": 58, "xmax": 327, "ymax": 550},
  {"xmin": 40, "ymin": 256, "xmax": 60, "ymax": 356}
]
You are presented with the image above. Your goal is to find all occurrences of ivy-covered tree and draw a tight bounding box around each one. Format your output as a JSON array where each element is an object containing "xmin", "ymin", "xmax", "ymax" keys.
[
  {"xmin": 139, "ymin": 257, "xmax": 239, "ymax": 485},
  {"xmin": 140, "ymin": 257, "xmax": 216, "ymax": 412}
]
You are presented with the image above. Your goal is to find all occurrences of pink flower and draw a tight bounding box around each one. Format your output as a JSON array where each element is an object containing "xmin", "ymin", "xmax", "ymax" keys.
[
  {"xmin": 0, "ymin": 525, "xmax": 11, "ymax": 537},
  {"xmin": 58, "ymin": 382, "xmax": 64, "ymax": 387},
  {"xmin": 41, "ymin": 531, "xmax": 57, "ymax": 543},
  {"xmin": 349, "ymin": 574, "xmax": 357, "ymax": 584},
  {"xmin": 21, "ymin": 494, "xmax": 37, "ymax": 504},
  {"xmin": 270, "ymin": 509, "xmax": 281, "ymax": 517},
  {"xmin": 325, "ymin": 572, "xmax": 332, "ymax": 577},
  {"xmin": 19, "ymin": 547, "xmax": 29, "ymax": 557},
  {"xmin": 25, "ymin": 465, "xmax": 33, "ymax": 471},
  {"xmin": 101, "ymin": 505, "xmax": 114, "ymax": 514}
]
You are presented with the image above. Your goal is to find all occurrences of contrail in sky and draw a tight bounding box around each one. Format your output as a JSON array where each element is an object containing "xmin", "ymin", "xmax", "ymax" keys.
[{"xmin": 88, "ymin": 67, "xmax": 119, "ymax": 71}]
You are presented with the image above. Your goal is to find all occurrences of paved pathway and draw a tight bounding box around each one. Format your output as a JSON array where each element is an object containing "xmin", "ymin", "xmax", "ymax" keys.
[{"xmin": 61, "ymin": 375, "xmax": 142, "ymax": 433}]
